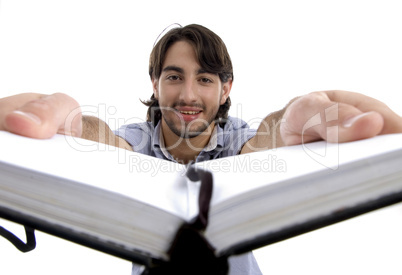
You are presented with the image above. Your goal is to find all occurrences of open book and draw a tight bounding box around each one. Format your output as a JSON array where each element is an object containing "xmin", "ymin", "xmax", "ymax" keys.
[{"xmin": 1, "ymin": 131, "xmax": 402, "ymax": 267}]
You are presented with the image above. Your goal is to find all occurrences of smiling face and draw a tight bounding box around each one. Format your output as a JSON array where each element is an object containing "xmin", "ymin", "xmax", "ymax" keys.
[{"xmin": 152, "ymin": 40, "xmax": 232, "ymax": 139}]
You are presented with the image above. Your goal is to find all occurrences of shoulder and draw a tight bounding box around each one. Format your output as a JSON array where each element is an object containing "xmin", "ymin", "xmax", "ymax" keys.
[
  {"xmin": 217, "ymin": 116, "xmax": 257, "ymax": 157},
  {"xmin": 114, "ymin": 121, "xmax": 155, "ymax": 148},
  {"xmin": 222, "ymin": 116, "xmax": 256, "ymax": 136}
]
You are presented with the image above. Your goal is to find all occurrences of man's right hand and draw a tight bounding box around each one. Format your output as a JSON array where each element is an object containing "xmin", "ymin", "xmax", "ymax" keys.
[{"xmin": 0, "ymin": 93, "xmax": 82, "ymax": 139}]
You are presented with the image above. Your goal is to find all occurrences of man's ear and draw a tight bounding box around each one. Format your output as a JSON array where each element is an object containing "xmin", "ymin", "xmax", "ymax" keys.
[
  {"xmin": 220, "ymin": 79, "xmax": 233, "ymax": 105},
  {"xmin": 152, "ymin": 78, "xmax": 159, "ymax": 99}
]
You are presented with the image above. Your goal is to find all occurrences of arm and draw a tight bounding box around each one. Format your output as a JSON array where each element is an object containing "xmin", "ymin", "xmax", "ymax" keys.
[
  {"xmin": 81, "ymin": 115, "xmax": 132, "ymax": 151},
  {"xmin": 241, "ymin": 90, "xmax": 402, "ymax": 154},
  {"xmin": 240, "ymin": 104, "xmax": 288, "ymax": 154},
  {"xmin": 0, "ymin": 93, "xmax": 132, "ymax": 151}
]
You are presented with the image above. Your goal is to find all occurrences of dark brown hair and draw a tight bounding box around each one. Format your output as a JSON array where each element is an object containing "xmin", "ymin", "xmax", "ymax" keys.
[{"xmin": 142, "ymin": 24, "xmax": 233, "ymax": 126}]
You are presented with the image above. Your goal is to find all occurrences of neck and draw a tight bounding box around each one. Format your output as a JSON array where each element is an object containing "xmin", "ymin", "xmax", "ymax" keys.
[{"xmin": 161, "ymin": 121, "xmax": 215, "ymax": 164}]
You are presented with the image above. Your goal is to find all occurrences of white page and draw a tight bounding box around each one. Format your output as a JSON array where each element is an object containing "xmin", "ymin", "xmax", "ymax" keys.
[
  {"xmin": 0, "ymin": 131, "xmax": 190, "ymax": 219},
  {"xmin": 201, "ymin": 134, "xmax": 402, "ymax": 253},
  {"xmin": 195, "ymin": 134, "xmax": 402, "ymax": 207}
]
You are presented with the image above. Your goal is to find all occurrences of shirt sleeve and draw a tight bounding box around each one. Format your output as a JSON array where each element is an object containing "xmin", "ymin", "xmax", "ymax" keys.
[
  {"xmin": 220, "ymin": 117, "xmax": 257, "ymax": 157},
  {"xmin": 114, "ymin": 122, "xmax": 153, "ymax": 154}
]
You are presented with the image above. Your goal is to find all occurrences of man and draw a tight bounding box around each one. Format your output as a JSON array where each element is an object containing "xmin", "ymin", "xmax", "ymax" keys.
[{"xmin": 1, "ymin": 24, "xmax": 402, "ymax": 274}]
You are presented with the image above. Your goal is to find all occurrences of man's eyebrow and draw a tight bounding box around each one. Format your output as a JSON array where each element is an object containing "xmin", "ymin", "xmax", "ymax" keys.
[
  {"xmin": 197, "ymin": 68, "xmax": 217, "ymax": 75},
  {"xmin": 162, "ymin": 66, "xmax": 184, "ymax": 74},
  {"xmin": 162, "ymin": 66, "xmax": 217, "ymax": 76}
]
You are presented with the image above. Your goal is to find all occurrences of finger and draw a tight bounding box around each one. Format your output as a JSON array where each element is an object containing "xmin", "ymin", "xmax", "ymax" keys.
[
  {"xmin": 281, "ymin": 92, "xmax": 385, "ymax": 145},
  {"xmin": 327, "ymin": 106, "xmax": 384, "ymax": 143},
  {"xmin": 0, "ymin": 93, "xmax": 43, "ymax": 134},
  {"xmin": 0, "ymin": 93, "xmax": 42, "ymax": 127},
  {"xmin": 300, "ymin": 102, "xmax": 384, "ymax": 143},
  {"xmin": 4, "ymin": 93, "xmax": 82, "ymax": 139},
  {"xmin": 324, "ymin": 90, "xmax": 402, "ymax": 134}
]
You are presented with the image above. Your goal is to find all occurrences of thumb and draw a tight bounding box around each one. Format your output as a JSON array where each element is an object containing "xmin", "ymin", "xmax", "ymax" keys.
[
  {"xmin": 297, "ymin": 103, "xmax": 384, "ymax": 143},
  {"xmin": 4, "ymin": 93, "xmax": 82, "ymax": 139},
  {"xmin": 333, "ymin": 110, "xmax": 384, "ymax": 143}
]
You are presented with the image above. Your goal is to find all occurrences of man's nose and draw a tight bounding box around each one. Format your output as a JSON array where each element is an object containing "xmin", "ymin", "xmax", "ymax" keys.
[{"xmin": 179, "ymin": 80, "xmax": 197, "ymax": 103}]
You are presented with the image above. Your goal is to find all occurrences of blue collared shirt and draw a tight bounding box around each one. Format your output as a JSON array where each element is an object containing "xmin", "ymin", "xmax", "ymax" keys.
[{"xmin": 114, "ymin": 116, "xmax": 257, "ymax": 162}]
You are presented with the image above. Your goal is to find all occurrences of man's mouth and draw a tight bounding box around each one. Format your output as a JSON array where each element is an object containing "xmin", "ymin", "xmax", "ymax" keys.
[
  {"xmin": 178, "ymin": 110, "xmax": 202, "ymax": 115},
  {"xmin": 174, "ymin": 107, "xmax": 203, "ymax": 122}
]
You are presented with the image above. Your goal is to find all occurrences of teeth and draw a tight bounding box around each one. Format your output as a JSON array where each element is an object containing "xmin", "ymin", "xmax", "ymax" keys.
[{"xmin": 180, "ymin": 111, "xmax": 200, "ymax": 115}]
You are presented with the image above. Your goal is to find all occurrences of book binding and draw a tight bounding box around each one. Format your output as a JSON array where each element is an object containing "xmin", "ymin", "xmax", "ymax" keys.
[{"xmin": 143, "ymin": 166, "xmax": 229, "ymax": 274}]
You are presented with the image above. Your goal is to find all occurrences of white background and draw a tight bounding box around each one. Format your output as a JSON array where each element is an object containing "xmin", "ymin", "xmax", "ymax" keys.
[{"xmin": 1, "ymin": 0, "xmax": 402, "ymax": 274}]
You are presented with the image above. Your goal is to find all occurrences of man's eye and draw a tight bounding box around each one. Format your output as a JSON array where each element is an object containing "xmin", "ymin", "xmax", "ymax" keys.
[
  {"xmin": 200, "ymin": 77, "xmax": 212, "ymax": 83},
  {"xmin": 167, "ymin": 75, "xmax": 180, "ymax": 81}
]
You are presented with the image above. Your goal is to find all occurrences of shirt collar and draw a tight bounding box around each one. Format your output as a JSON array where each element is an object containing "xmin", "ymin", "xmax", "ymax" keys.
[
  {"xmin": 153, "ymin": 121, "xmax": 224, "ymax": 157},
  {"xmin": 203, "ymin": 125, "xmax": 219, "ymax": 152}
]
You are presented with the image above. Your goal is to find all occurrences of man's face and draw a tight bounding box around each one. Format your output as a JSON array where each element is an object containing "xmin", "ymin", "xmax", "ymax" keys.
[{"xmin": 153, "ymin": 40, "xmax": 231, "ymax": 139}]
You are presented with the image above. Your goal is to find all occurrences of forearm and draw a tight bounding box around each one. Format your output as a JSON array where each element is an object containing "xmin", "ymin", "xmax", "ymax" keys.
[
  {"xmin": 81, "ymin": 115, "xmax": 132, "ymax": 151},
  {"xmin": 241, "ymin": 97, "xmax": 300, "ymax": 154},
  {"xmin": 241, "ymin": 110, "xmax": 285, "ymax": 154}
]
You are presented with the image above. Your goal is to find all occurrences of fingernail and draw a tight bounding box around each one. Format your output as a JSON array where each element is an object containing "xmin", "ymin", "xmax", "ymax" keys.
[
  {"xmin": 343, "ymin": 112, "xmax": 371, "ymax": 128},
  {"xmin": 12, "ymin": 110, "xmax": 42, "ymax": 125}
]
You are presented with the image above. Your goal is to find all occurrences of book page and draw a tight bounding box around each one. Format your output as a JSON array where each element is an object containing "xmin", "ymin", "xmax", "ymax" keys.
[
  {"xmin": 0, "ymin": 131, "xmax": 190, "ymax": 220},
  {"xmin": 198, "ymin": 134, "xmax": 402, "ymax": 254},
  {"xmin": 195, "ymin": 134, "xmax": 402, "ymax": 206}
]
